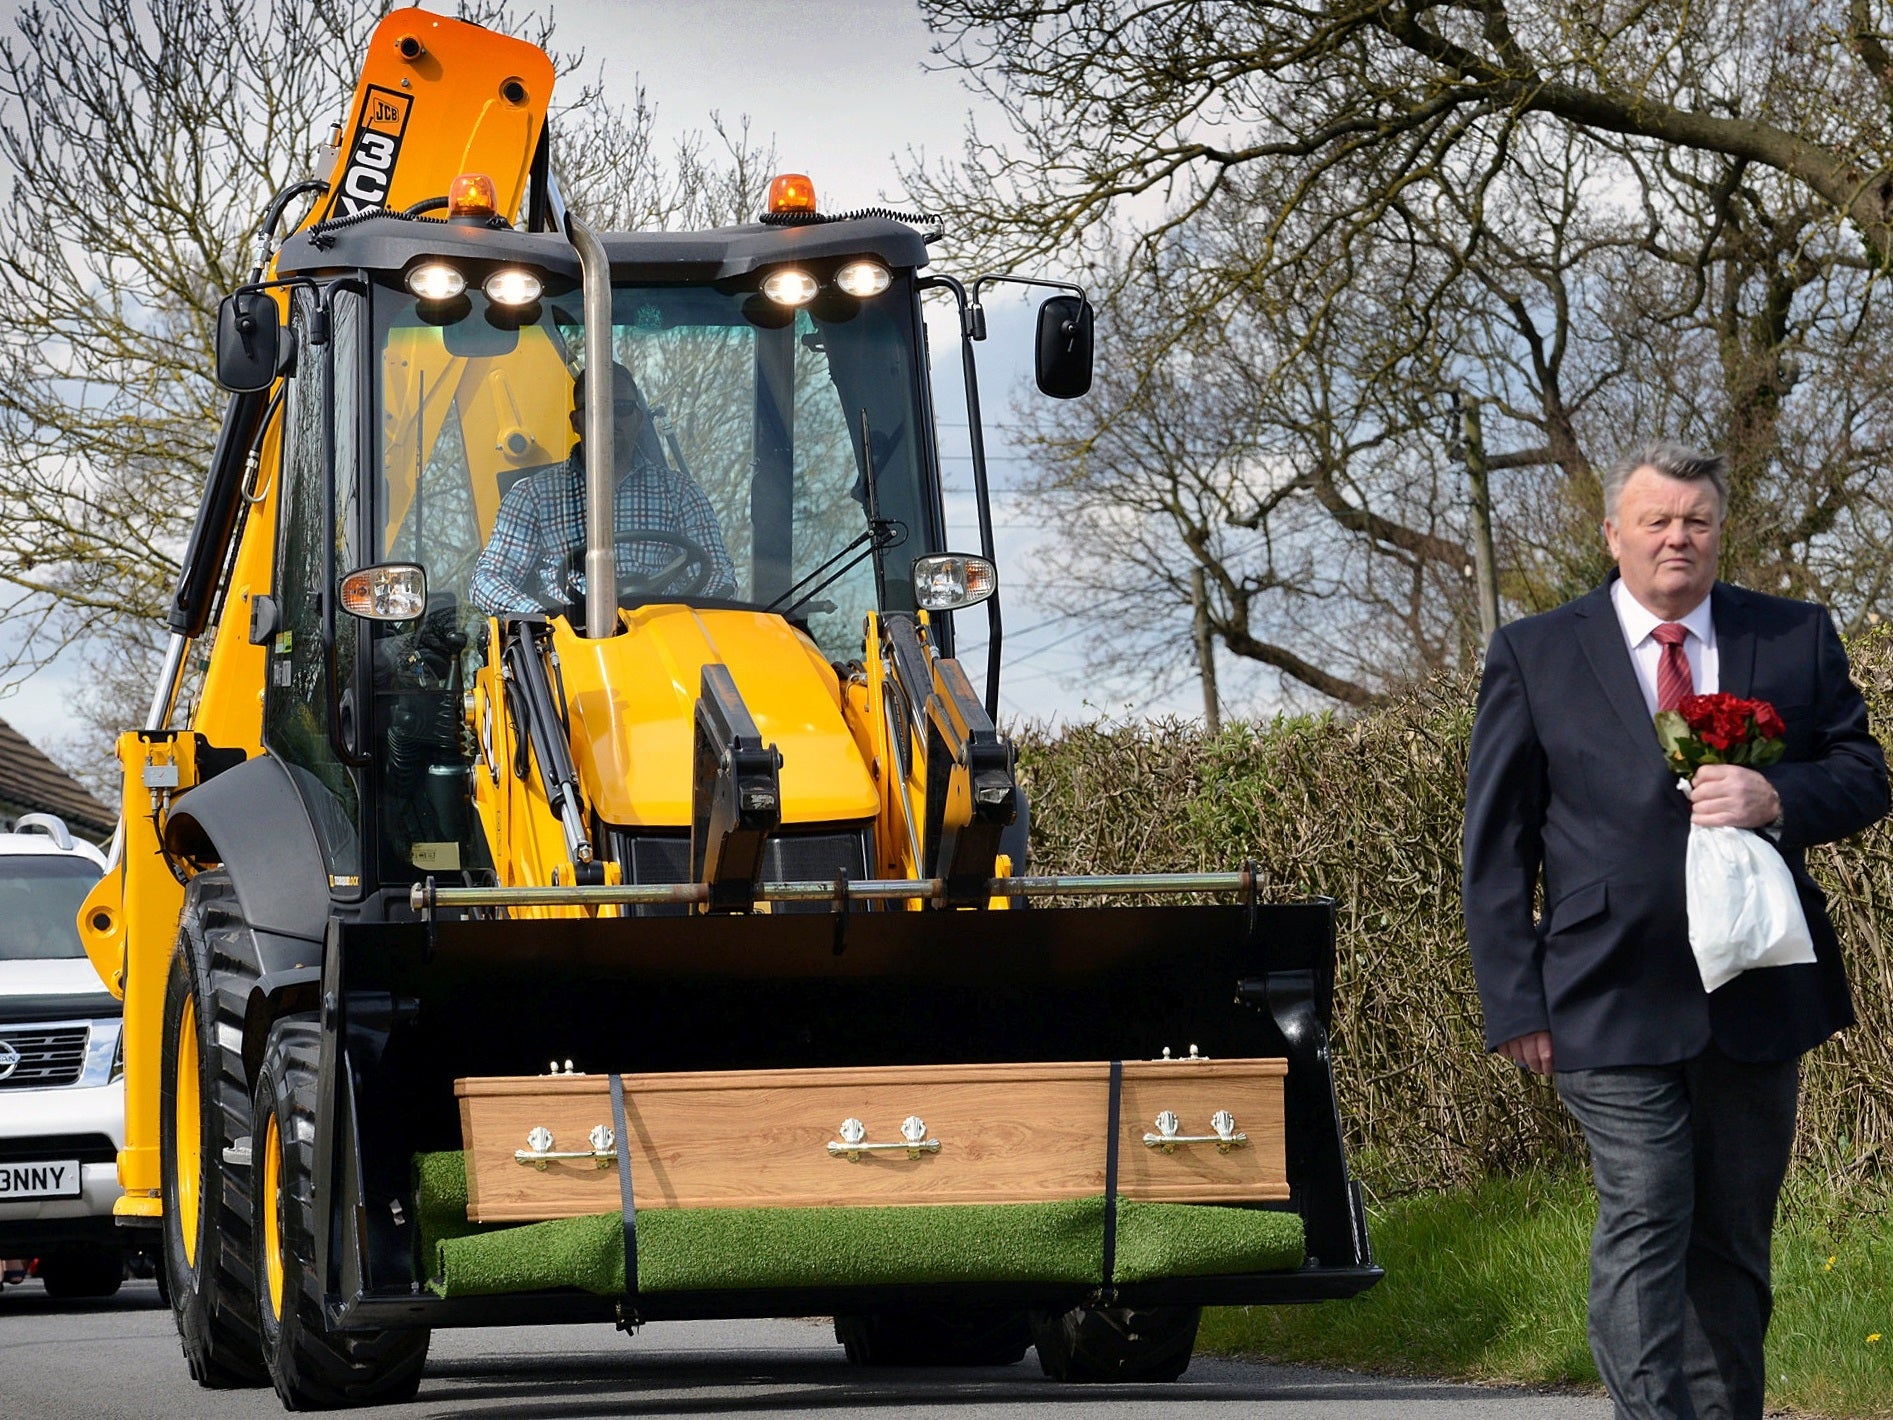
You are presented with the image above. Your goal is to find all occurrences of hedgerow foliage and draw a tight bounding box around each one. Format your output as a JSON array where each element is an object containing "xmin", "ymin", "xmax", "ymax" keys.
[{"xmin": 1014, "ymin": 631, "xmax": 1893, "ymax": 1197}]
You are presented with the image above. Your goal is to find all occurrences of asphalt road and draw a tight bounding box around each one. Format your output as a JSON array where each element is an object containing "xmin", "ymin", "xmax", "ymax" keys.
[{"xmin": 2, "ymin": 1279, "xmax": 1615, "ymax": 1419}]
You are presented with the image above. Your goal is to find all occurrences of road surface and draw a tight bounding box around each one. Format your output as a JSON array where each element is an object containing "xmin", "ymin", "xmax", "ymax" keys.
[{"xmin": 1, "ymin": 1279, "xmax": 1614, "ymax": 1418}]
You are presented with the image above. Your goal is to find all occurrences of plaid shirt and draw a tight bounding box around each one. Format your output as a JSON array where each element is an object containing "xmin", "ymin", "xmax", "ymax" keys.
[{"xmin": 469, "ymin": 452, "xmax": 737, "ymax": 615}]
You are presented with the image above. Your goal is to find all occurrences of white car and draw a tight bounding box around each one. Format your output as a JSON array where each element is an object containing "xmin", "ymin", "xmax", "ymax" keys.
[{"xmin": 0, "ymin": 812, "xmax": 132, "ymax": 1297}]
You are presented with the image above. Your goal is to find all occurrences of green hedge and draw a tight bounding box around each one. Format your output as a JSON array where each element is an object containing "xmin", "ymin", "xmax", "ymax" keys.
[{"xmin": 1014, "ymin": 629, "xmax": 1893, "ymax": 1198}]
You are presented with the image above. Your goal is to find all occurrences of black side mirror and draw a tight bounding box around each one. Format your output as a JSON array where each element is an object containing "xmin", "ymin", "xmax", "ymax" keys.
[
  {"xmin": 1034, "ymin": 294, "xmax": 1094, "ymax": 399},
  {"xmin": 215, "ymin": 290, "xmax": 282, "ymax": 393}
]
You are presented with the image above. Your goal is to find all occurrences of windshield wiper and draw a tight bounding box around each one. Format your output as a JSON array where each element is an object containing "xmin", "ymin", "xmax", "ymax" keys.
[
  {"xmin": 765, "ymin": 408, "xmax": 903, "ymax": 621},
  {"xmin": 765, "ymin": 520, "xmax": 903, "ymax": 621}
]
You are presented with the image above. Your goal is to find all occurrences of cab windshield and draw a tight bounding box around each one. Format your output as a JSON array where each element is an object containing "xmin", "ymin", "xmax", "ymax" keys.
[{"xmin": 372, "ymin": 277, "xmax": 934, "ymax": 661}]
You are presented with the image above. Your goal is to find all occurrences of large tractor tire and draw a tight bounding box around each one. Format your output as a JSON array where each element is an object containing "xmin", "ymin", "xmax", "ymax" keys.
[
  {"xmin": 1028, "ymin": 1303, "xmax": 1201, "ymax": 1383},
  {"xmin": 833, "ymin": 1308, "xmax": 1032, "ymax": 1366},
  {"xmin": 252, "ymin": 1018, "xmax": 429, "ymax": 1409},
  {"xmin": 159, "ymin": 870, "xmax": 268, "ymax": 1387}
]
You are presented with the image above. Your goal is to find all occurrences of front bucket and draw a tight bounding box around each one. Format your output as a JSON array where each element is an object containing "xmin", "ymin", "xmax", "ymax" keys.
[
  {"xmin": 343, "ymin": 901, "xmax": 1333, "ymax": 1078},
  {"xmin": 325, "ymin": 900, "xmax": 1371, "ymax": 1307}
]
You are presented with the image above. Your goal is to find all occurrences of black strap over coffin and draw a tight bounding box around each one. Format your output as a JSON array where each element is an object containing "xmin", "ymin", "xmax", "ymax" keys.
[
  {"xmin": 608, "ymin": 1072, "xmax": 639, "ymax": 1302},
  {"xmin": 1101, "ymin": 1058, "xmax": 1123, "ymax": 1298}
]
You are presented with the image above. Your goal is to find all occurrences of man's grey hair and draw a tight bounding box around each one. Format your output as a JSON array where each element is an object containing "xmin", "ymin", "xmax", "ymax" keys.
[{"xmin": 1602, "ymin": 442, "xmax": 1728, "ymax": 521}]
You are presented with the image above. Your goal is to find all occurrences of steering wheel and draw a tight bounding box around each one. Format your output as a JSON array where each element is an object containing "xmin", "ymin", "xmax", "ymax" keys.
[{"xmin": 613, "ymin": 530, "xmax": 718, "ymax": 602}]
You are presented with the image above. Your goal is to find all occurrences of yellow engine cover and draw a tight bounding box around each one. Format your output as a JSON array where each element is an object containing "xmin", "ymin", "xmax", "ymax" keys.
[{"xmin": 553, "ymin": 608, "xmax": 879, "ymax": 830}]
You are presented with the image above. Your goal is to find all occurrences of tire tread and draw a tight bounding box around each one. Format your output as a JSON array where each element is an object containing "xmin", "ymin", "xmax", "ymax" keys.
[
  {"xmin": 255, "ymin": 1018, "xmax": 428, "ymax": 1409},
  {"xmin": 1028, "ymin": 1303, "xmax": 1200, "ymax": 1383},
  {"xmin": 161, "ymin": 871, "xmax": 267, "ymax": 1387}
]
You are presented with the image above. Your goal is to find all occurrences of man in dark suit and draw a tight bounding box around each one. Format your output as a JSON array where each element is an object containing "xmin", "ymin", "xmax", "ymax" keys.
[{"xmin": 1462, "ymin": 442, "xmax": 1887, "ymax": 1419}]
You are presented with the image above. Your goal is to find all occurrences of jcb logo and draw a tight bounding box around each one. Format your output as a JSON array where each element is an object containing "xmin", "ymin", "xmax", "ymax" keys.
[{"xmin": 325, "ymin": 85, "xmax": 412, "ymax": 220}]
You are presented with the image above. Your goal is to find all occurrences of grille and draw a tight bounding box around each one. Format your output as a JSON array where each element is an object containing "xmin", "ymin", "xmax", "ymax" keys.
[
  {"xmin": 0, "ymin": 1132, "xmax": 116, "ymax": 1166},
  {"xmin": 605, "ymin": 828, "xmax": 873, "ymax": 917},
  {"xmin": 0, "ymin": 1025, "xmax": 89, "ymax": 1089}
]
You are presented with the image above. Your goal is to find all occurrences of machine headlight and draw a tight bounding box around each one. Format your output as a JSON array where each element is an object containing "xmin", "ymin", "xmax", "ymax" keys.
[
  {"xmin": 338, "ymin": 562, "xmax": 428, "ymax": 621},
  {"xmin": 913, "ymin": 554, "xmax": 997, "ymax": 610},
  {"xmin": 835, "ymin": 260, "xmax": 890, "ymax": 298},
  {"xmin": 483, "ymin": 268, "xmax": 542, "ymax": 307},
  {"xmin": 761, "ymin": 267, "xmax": 819, "ymax": 307},
  {"xmin": 406, "ymin": 261, "xmax": 467, "ymax": 302}
]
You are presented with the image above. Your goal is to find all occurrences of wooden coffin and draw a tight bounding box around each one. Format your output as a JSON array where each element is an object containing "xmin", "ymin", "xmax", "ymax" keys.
[{"xmin": 456, "ymin": 1057, "xmax": 1288, "ymax": 1223}]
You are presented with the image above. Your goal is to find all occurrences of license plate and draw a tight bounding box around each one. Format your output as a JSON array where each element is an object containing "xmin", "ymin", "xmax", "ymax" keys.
[{"xmin": 0, "ymin": 1159, "xmax": 82, "ymax": 1200}]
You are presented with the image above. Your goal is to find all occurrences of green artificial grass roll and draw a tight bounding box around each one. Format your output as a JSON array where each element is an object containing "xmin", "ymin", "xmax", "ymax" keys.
[
  {"xmin": 413, "ymin": 1148, "xmax": 482, "ymax": 1248},
  {"xmin": 414, "ymin": 1152, "xmax": 1303, "ymax": 1299}
]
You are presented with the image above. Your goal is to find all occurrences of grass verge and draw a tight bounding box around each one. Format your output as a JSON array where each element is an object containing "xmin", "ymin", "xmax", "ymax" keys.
[{"xmin": 1197, "ymin": 1169, "xmax": 1893, "ymax": 1418}]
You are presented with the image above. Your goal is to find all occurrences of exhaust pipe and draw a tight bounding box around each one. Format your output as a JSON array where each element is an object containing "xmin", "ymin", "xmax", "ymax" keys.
[{"xmin": 563, "ymin": 211, "xmax": 617, "ymax": 639}]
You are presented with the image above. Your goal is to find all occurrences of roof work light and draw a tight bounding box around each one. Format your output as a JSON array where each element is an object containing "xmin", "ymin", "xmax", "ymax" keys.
[
  {"xmin": 835, "ymin": 260, "xmax": 891, "ymax": 298},
  {"xmin": 761, "ymin": 268, "xmax": 819, "ymax": 307},
  {"xmin": 406, "ymin": 262, "xmax": 466, "ymax": 301},
  {"xmin": 483, "ymin": 268, "xmax": 542, "ymax": 307}
]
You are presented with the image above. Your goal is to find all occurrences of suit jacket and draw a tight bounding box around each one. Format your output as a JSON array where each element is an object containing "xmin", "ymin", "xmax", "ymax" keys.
[{"xmin": 1462, "ymin": 578, "xmax": 1888, "ymax": 1070}]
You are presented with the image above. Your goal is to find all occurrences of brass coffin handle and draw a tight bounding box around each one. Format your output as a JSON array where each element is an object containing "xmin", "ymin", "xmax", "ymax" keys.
[
  {"xmin": 827, "ymin": 1115, "xmax": 942, "ymax": 1161},
  {"xmin": 515, "ymin": 1123, "xmax": 619, "ymax": 1170},
  {"xmin": 1143, "ymin": 1108, "xmax": 1247, "ymax": 1153}
]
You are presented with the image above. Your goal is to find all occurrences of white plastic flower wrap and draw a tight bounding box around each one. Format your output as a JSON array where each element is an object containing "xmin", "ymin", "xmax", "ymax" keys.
[{"xmin": 1658, "ymin": 695, "xmax": 1815, "ymax": 992}]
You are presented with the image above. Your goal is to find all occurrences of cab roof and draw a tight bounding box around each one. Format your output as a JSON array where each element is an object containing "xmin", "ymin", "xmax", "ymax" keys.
[{"xmin": 270, "ymin": 214, "xmax": 932, "ymax": 286}]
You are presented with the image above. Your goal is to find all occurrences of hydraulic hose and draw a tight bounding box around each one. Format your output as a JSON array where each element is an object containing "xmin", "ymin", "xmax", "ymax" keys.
[{"xmin": 503, "ymin": 623, "xmax": 593, "ymax": 866}]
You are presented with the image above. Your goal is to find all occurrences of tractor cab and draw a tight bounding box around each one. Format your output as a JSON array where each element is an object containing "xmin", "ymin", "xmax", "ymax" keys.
[{"xmin": 237, "ymin": 194, "xmax": 1000, "ymax": 900}]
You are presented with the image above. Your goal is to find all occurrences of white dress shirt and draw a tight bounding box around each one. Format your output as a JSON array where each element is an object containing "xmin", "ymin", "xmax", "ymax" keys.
[{"xmin": 1611, "ymin": 579, "xmax": 1718, "ymax": 717}]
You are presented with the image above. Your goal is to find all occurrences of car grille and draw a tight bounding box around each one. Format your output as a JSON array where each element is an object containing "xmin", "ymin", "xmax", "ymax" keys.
[
  {"xmin": 0, "ymin": 1132, "xmax": 117, "ymax": 1166},
  {"xmin": 0, "ymin": 1025, "xmax": 89, "ymax": 1089}
]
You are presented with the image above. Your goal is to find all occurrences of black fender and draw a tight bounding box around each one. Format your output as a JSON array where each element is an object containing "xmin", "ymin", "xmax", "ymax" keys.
[
  {"xmin": 166, "ymin": 755, "xmax": 333, "ymax": 947},
  {"xmin": 168, "ymin": 759, "xmax": 333, "ymax": 1082}
]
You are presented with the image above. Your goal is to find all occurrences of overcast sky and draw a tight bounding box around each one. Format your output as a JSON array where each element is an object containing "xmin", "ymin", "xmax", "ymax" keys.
[
  {"xmin": 553, "ymin": 0, "xmax": 961, "ymax": 213},
  {"xmin": 0, "ymin": 0, "xmax": 1209, "ymax": 760}
]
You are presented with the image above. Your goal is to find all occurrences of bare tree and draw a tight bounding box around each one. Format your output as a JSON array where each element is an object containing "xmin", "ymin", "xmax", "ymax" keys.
[
  {"xmin": 919, "ymin": 1, "xmax": 1893, "ymax": 270},
  {"xmin": 0, "ymin": 0, "xmax": 769, "ymax": 774},
  {"xmin": 1030, "ymin": 232, "xmax": 1479, "ymax": 708},
  {"xmin": 916, "ymin": 0, "xmax": 1893, "ymax": 708}
]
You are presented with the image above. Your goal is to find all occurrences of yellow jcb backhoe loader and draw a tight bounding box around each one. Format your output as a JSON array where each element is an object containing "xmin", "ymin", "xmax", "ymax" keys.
[{"xmin": 76, "ymin": 12, "xmax": 1377, "ymax": 1409}]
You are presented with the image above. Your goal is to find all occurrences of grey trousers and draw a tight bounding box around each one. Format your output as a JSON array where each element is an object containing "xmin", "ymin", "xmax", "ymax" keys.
[{"xmin": 1555, "ymin": 1046, "xmax": 1800, "ymax": 1420}]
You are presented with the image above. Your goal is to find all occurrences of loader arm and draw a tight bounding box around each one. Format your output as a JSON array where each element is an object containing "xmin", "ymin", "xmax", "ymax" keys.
[{"xmin": 920, "ymin": 642, "xmax": 1018, "ymax": 905}]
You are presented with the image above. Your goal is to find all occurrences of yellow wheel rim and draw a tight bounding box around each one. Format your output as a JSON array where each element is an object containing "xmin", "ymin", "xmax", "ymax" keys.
[
  {"xmin": 262, "ymin": 1108, "xmax": 285, "ymax": 1321},
  {"xmin": 175, "ymin": 994, "xmax": 201, "ymax": 1269}
]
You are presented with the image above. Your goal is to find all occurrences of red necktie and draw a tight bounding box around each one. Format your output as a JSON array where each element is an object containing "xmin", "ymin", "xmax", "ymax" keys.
[{"xmin": 1652, "ymin": 622, "xmax": 1693, "ymax": 712}]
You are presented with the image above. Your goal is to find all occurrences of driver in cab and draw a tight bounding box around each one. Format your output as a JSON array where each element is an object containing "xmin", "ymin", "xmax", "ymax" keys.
[{"xmin": 469, "ymin": 362, "xmax": 737, "ymax": 617}]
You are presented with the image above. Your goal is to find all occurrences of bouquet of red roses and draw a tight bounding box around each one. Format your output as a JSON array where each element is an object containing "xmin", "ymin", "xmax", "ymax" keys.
[
  {"xmin": 1655, "ymin": 693, "xmax": 1786, "ymax": 777},
  {"xmin": 1652, "ymin": 691, "xmax": 1812, "ymax": 992}
]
